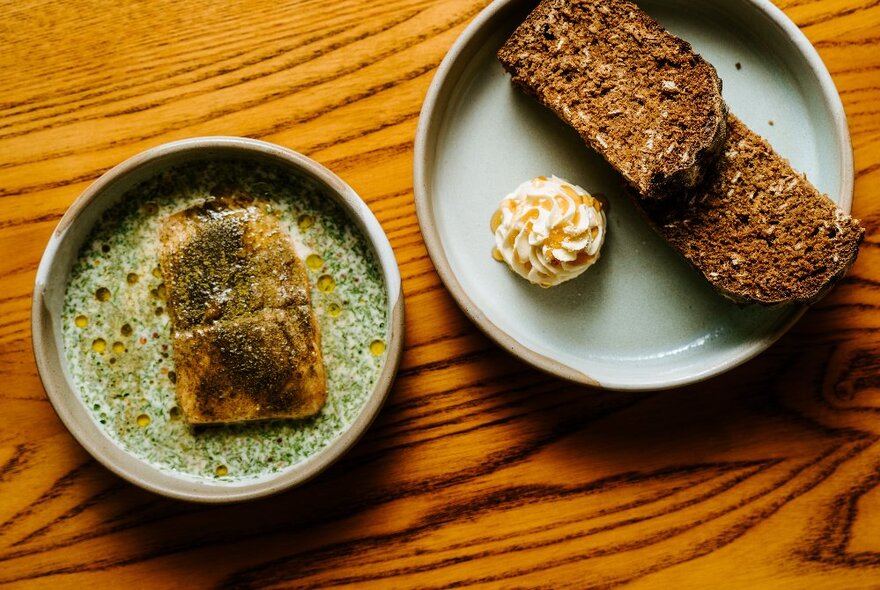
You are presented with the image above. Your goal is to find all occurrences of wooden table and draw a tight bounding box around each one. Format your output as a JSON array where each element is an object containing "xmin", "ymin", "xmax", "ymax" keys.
[{"xmin": 2, "ymin": 0, "xmax": 879, "ymax": 587}]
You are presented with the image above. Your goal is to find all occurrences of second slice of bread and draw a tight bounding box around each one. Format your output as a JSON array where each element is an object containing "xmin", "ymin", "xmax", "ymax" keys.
[
  {"xmin": 640, "ymin": 115, "xmax": 863, "ymax": 305},
  {"xmin": 498, "ymin": 0, "xmax": 728, "ymax": 199}
]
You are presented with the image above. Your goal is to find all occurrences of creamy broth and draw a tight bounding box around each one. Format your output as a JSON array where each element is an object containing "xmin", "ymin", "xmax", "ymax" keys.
[{"xmin": 62, "ymin": 161, "xmax": 388, "ymax": 482}]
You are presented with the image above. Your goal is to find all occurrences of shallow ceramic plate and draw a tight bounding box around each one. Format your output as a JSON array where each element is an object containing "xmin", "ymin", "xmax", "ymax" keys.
[
  {"xmin": 414, "ymin": 0, "xmax": 853, "ymax": 390},
  {"xmin": 33, "ymin": 137, "xmax": 404, "ymax": 502}
]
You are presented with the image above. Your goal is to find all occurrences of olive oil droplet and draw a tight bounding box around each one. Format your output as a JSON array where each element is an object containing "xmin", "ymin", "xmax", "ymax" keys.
[
  {"xmin": 215, "ymin": 465, "xmax": 229, "ymax": 477},
  {"xmin": 75, "ymin": 315, "xmax": 89, "ymax": 328},
  {"xmin": 328, "ymin": 302, "xmax": 342, "ymax": 317},
  {"xmin": 298, "ymin": 214, "xmax": 314, "ymax": 230},
  {"xmin": 121, "ymin": 323, "xmax": 133, "ymax": 337},
  {"xmin": 169, "ymin": 406, "xmax": 181, "ymax": 420},
  {"xmin": 112, "ymin": 341, "xmax": 125, "ymax": 354},
  {"xmin": 92, "ymin": 338, "xmax": 106, "ymax": 353},
  {"xmin": 127, "ymin": 272, "xmax": 139, "ymax": 285},
  {"xmin": 306, "ymin": 254, "xmax": 324, "ymax": 270},
  {"xmin": 96, "ymin": 287, "xmax": 111, "ymax": 302},
  {"xmin": 136, "ymin": 414, "xmax": 151, "ymax": 427},
  {"xmin": 369, "ymin": 339, "xmax": 386, "ymax": 356},
  {"xmin": 317, "ymin": 275, "xmax": 335, "ymax": 293},
  {"xmin": 152, "ymin": 266, "xmax": 162, "ymax": 279}
]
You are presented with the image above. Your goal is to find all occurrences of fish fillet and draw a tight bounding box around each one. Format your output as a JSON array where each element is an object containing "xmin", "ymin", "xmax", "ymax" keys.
[{"xmin": 158, "ymin": 197, "xmax": 326, "ymax": 425}]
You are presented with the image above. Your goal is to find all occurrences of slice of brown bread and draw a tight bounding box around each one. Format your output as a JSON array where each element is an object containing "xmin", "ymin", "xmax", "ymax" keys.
[
  {"xmin": 640, "ymin": 115, "xmax": 864, "ymax": 305},
  {"xmin": 498, "ymin": 0, "xmax": 727, "ymax": 199}
]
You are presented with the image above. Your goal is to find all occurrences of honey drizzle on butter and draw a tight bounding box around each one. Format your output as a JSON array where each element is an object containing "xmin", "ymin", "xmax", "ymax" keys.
[{"xmin": 490, "ymin": 177, "xmax": 604, "ymax": 274}]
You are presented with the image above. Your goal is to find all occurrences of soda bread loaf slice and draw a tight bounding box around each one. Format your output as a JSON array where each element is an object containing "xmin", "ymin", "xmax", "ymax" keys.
[
  {"xmin": 498, "ymin": 0, "xmax": 727, "ymax": 199},
  {"xmin": 641, "ymin": 115, "xmax": 864, "ymax": 305}
]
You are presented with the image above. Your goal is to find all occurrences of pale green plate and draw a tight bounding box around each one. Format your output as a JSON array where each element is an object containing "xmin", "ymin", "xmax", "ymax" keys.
[{"xmin": 414, "ymin": 0, "xmax": 853, "ymax": 390}]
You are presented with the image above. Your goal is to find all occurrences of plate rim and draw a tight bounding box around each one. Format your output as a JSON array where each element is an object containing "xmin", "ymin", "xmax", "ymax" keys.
[
  {"xmin": 413, "ymin": 0, "xmax": 854, "ymax": 390},
  {"xmin": 32, "ymin": 136, "xmax": 405, "ymax": 502}
]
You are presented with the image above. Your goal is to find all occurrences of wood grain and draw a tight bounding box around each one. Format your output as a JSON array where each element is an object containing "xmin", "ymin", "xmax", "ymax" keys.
[{"xmin": 1, "ymin": 0, "xmax": 879, "ymax": 587}]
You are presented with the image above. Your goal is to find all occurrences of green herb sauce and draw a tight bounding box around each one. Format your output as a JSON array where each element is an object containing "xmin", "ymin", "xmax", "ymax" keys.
[{"xmin": 62, "ymin": 161, "xmax": 388, "ymax": 482}]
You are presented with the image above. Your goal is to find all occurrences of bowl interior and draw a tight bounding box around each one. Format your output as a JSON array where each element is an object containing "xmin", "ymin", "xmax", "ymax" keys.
[
  {"xmin": 34, "ymin": 138, "xmax": 403, "ymax": 502},
  {"xmin": 415, "ymin": 0, "xmax": 851, "ymax": 390}
]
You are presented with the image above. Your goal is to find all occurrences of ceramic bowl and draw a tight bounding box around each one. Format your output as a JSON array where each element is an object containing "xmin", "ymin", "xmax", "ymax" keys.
[
  {"xmin": 33, "ymin": 137, "xmax": 404, "ymax": 502},
  {"xmin": 413, "ymin": 0, "xmax": 853, "ymax": 390}
]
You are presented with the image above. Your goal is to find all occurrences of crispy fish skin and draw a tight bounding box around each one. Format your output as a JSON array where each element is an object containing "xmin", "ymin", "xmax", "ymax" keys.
[
  {"xmin": 172, "ymin": 308, "xmax": 325, "ymax": 422},
  {"xmin": 158, "ymin": 198, "xmax": 326, "ymax": 425}
]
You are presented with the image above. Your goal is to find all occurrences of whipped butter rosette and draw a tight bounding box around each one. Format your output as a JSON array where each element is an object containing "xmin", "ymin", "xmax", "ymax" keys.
[{"xmin": 491, "ymin": 176, "xmax": 606, "ymax": 287}]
